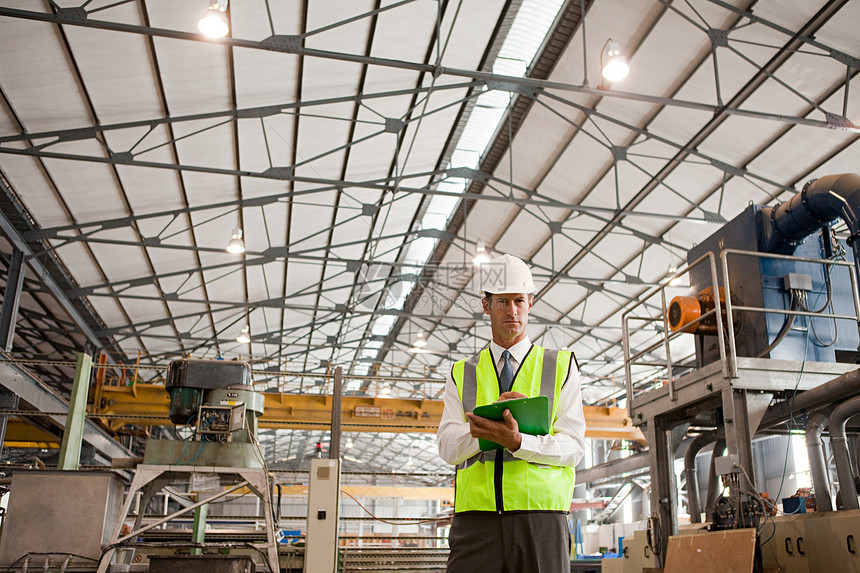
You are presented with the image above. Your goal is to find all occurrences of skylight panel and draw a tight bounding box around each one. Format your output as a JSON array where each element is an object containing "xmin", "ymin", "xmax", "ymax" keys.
[{"xmin": 356, "ymin": 0, "xmax": 565, "ymax": 375}]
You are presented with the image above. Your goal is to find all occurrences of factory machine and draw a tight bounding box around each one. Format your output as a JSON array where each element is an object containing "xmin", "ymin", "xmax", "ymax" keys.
[
  {"xmin": 0, "ymin": 359, "xmax": 285, "ymax": 573},
  {"xmin": 622, "ymin": 173, "xmax": 860, "ymax": 571},
  {"xmin": 96, "ymin": 358, "xmax": 282, "ymax": 573}
]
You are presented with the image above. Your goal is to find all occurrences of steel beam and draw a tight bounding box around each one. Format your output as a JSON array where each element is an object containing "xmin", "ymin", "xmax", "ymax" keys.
[
  {"xmin": 575, "ymin": 451, "xmax": 651, "ymax": 484},
  {"xmin": 721, "ymin": 388, "xmax": 772, "ymax": 492},
  {"xmin": 282, "ymin": 484, "xmax": 453, "ymax": 500},
  {"xmin": 0, "ymin": 359, "xmax": 130, "ymax": 460},
  {"xmin": 0, "ymin": 82, "xmax": 480, "ymax": 146},
  {"xmin": 0, "ymin": 181, "xmax": 104, "ymax": 351},
  {"xmin": 0, "ymin": 249, "xmax": 25, "ymax": 351},
  {"xmin": 0, "ymin": 389, "xmax": 18, "ymax": 459},
  {"xmin": 0, "ymin": 145, "xmax": 716, "ymax": 225},
  {"xmin": 704, "ymin": 0, "xmax": 858, "ymax": 69},
  {"xmin": 583, "ymin": 406, "xmax": 646, "ymax": 442},
  {"xmin": 2, "ymin": 419, "xmax": 59, "ymax": 448},
  {"xmin": 535, "ymin": 0, "xmax": 858, "ymax": 347},
  {"xmin": 0, "ymin": 5, "xmax": 854, "ymax": 132}
]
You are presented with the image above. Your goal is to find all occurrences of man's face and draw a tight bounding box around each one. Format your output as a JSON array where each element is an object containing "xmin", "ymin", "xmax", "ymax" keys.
[{"xmin": 482, "ymin": 293, "xmax": 533, "ymax": 347}]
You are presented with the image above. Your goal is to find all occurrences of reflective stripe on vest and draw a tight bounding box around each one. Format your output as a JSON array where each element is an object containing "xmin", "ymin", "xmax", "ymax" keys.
[
  {"xmin": 453, "ymin": 345, "xmax": 576, "ymax": 513},
  {"xmin": 457, "ymin": 348, "xmax": 558, "ymax": 471}
]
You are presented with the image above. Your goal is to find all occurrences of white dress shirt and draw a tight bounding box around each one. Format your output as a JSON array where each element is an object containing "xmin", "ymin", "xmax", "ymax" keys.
[{"xmin": 437, "ymin": 336, "xmax": 586, "ymax": 468}]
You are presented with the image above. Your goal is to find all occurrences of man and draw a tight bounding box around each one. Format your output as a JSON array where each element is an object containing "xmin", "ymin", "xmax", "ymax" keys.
[{"xmin": 437, "ymin": 253, "xmax": 586, "ymax": 573}]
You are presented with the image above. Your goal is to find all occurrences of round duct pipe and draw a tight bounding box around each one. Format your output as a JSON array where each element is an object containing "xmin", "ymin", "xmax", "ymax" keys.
[
  {"xmin": 705, "ymin": 440, "xmax": 726, "ymax": 519},
  {"xmin": 829, "ymin": 396, "xmax": 860, "ymax": 510},
  {"xmin": 683, "ymin": 431, "xmax": 719, "ymax": 523},
  {"xmin": 770, "ymin": 173, "xmax": 860, "ymax": 245},
  {"xmin": 805, "ymin": 411, "xmax": 833, "ymax": 512},
  {"xmin": 759, "ymin": 368, "xmax": 860, "ymax": 431},
  {"xmin": 768, "ymin": 173, "xmax": 860, "ymax": 288}
]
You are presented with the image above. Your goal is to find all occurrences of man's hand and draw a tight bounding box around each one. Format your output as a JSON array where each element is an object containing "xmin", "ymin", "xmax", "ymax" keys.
[
  {"xmin": 497, "ymin": 391, "xmax": 526, "ymax": 402},
  {"xmin": 466, "ymin": 408, "xmax": 522, "ymax": 452}
]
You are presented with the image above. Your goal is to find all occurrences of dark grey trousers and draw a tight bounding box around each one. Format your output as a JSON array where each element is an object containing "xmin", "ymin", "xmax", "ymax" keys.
[{"xmin": 446, "ymin": 512, "xmax": 571, "ymax": 573}]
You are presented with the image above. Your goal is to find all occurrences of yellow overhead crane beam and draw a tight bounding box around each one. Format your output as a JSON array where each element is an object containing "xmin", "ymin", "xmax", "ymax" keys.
[
  {"xmin": 85, "ymin": 382, "xmax": 645, "ymax": 442},
  {"xmin": 2, "ymin": 420, "xmax": 61, "ymax": 449},
  {"xmin": 91, "ymin": 383, "xmax": 443, "ymax": 433}
]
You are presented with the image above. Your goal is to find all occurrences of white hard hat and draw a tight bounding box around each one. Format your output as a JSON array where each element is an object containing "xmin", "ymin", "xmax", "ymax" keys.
[{"xmin": 477, "ymin": 253, "xmax": 536, "ymax": 294}]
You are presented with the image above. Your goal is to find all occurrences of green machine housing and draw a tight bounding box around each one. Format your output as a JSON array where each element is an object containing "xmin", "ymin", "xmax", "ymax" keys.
[{"xmin": 165, "ymin": 358, "xmax": 265, "ymax": 443}]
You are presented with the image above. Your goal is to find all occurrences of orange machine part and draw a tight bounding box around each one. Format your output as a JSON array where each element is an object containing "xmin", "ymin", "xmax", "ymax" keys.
[
  {"xmin": 668, "ymin": 295, "xmax": 702, "ymax": 333},
  {"xmin": 668, "ymin": 286, "xmax": 731, "ymax": 335}
]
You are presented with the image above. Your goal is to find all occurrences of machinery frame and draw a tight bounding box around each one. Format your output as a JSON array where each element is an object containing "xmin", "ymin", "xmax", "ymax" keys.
[
  {"xmin": 622, "ymin": 247, "xmax": 860, "ymax": 566},
  {"xmin": 97, "ymin": 464, "xmax": 280, "ymax": 573}
]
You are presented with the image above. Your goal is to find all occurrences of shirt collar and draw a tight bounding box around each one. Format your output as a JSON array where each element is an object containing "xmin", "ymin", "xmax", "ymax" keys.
[{"xmin": 490, "ymin": 337, "xmax": 531, "ymax": 365}]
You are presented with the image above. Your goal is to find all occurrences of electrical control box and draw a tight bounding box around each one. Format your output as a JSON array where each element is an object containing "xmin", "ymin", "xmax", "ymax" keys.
[
  {"xmin": 194, "ymin": 404, "xmax": 245, "ymax": 442},
  {"xmin": 304, "ymin": 458, "xmax": 341, "ymax": 573},
  {"xmin": 714, "ymin": 454, "xmax": 740, "ymax": 476}
]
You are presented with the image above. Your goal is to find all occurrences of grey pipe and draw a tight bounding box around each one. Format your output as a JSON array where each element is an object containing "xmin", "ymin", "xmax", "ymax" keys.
[
  {"xmin": 829, "ymin": 396, "xmax": 860, "ymax": 510},
  {"xmin": 759, "ymin": 368, "xmax": 860, "ymax": 430},
  {"xmin": 769, "ymin": 173, "xmax": 860, "ymax": 245},
  {"xmin": 684, "ymin": 431, "xmax": 720, "ymax": 523},
  {"xmin": 806, "ymin": 412, "xmax": 833, "ymax": 512},
  {"xmin": 705, "ymin": 440, "xmax": 726, "ymax": 519},
  {"xmin": 854, "ymin": 440, "xmax": 860, "ymax": 483},
  {"xmin": 768, "ymin": 173, "xmax": 860, "ymax": 291}
]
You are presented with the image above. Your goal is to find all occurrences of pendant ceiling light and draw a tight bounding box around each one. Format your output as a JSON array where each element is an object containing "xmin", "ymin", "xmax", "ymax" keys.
[
  {"xmin": 601, "ymin": 39, "xmax": 630, "ymax": 82},
  {"xmin": 473, "ymin": 240, "xmax": 491, "ymax": 266},
  {"xmin": 198, "ymin": 0, "xmax": 229, "ymax": 39},
  {"xmin": 236, "ymin": 325, "xmax": 251, "ymax": 344},
  {"xmin": 226, "ymin": 227, "xmax": 245, "ymax": 254}
]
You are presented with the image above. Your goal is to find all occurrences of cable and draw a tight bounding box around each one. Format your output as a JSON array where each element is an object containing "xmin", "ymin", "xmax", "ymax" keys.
[
  {"xmin": 244, "ymin": 419, "xmax": 279, "ymax": 530},
  {"xmin": 760, "ymin": 318, "xmax": 814, "ymax": 547},
  {"xmin": 247, "ymin": 424, "xmax": 270, "ymax": 472},
  {"xmin": 340, "ymin": 489, "xmax": 443, "ymax": 525},
  {"xmin": 182, "ymin": 440, "xmax": 206, "ymax": 466},
  {"xmin": 170, "ymin": 436, "xmax": 191, "ymax": 465},
  {"xmin": 646, "ymin": 513, "xmax": 662, "ymax": 560},
  {"xmin": 757, "ymin": 293, "xmax": 799, "ymax": 358},
  {"xmin": 797, "ymin": 257, "xmax": 839, "ymax": 347},
  {"xmin": 738, "ymin": 464, "xmax": 759, "ymax": 493},
  {"xmin": 242, "ymin": 542, "xmax": 278, "ymax": 573},
  {"xmin": 808, "ymin": 308, "xmax": 837, "ymax": 348},
  {"xmin": 796, "ymin": 265, "xmax": 833, "ymax": 314},
  {"xmin": 772, "ymin": 319, "xmax": 813, "ymax": 515},
  {"xmin": 4, "ymin": 552, "xmax": 98, "ymax": 573},
  {"xmin": 759, "ymin": 511, "xmax": 777, "ymax": 547}
]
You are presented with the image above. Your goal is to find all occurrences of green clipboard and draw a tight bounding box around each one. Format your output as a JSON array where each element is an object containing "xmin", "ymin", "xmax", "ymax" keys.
[{"xmin": 472, "ymin": 395, "xmax": 550, "ymax": 451}]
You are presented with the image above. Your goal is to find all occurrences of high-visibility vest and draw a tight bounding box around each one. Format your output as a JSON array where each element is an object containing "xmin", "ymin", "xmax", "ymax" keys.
[{"xmin": 451, "ymin": 345, "xmax": 576, "ymax": 513}]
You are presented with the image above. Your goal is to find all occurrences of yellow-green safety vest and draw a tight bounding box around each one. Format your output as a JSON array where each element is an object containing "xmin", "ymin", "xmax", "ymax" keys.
[{"xmin": 451, "ymin": 345, "xmax": 576, "ymax": 513}]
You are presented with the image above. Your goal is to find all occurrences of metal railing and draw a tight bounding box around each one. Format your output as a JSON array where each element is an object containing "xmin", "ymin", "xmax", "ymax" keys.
[
  {"xmin": 720, "ymin": 248, "xmax": 860, "ymax": 378},
  {"xmin": 621, "ymin": 248, "xmax": 860, "ymax": 417},
  {"xmin": 622, "ymin": 251, "xmax": 727, "ymax": 417}
]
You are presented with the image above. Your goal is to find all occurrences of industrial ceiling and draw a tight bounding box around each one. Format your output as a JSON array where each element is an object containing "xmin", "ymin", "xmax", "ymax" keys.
[{"xmin": 0, "ymin": 0, "xmax": 857, "ymax": 479}]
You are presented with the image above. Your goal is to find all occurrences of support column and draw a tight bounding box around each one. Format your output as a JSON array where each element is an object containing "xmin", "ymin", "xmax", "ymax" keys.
[
  {"xmin": 721, "ymin": 389, "xmax": 771, "ymax": 492},
  {"xmin": 190, "ymin": 494, "xmax": 208, "ymax": 556},
  {"xmin": 0, "ymin": 249, "xmax": 25, "ymax": 351},
  {"xmin": 330, "ymin": 366, "xmax": 343, "ymax": 459},
  {"xmin": 643, "ymin": 417, "xmax": 675, "ymax": 569},
  {"xmin": 57, "ymin": 353, "xmax": 93, "ymax": 470}
]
